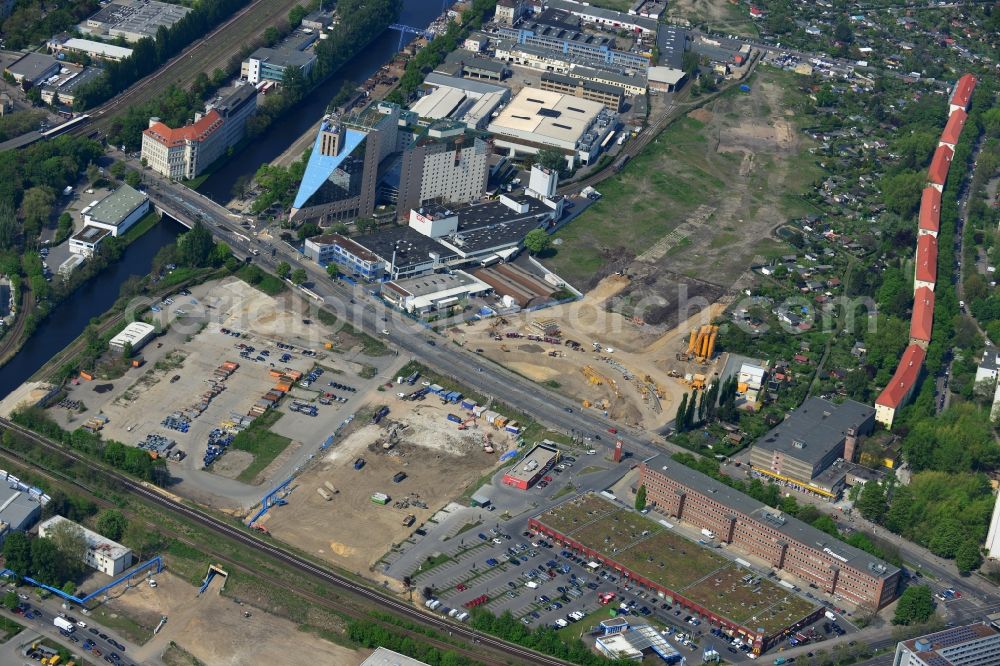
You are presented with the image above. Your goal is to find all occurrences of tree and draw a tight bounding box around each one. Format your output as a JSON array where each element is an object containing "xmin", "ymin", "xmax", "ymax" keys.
[
  {"xmin": 326, "ymin": 262, "xmax": 340, "ymax": 279},
  {"xmin": 20, "ymin": 186, "xmax": 55, "ymax": 238},
  {"xmin": 176, "ymin": 222, "xmax": 215, "ymax": 267},
  {"xmin": 291, "ymin": 268, "xmax": 308, "ymax": 285},
  {"xmin": 276, "ymin": 261, "xmax": 291, "ymax": 279},
  {"xmin": 0, "ymin": 201, "xmax": 16, "ymax": 250},
  {"xmin": 2, "ymin": 591, "xmax": 17, "ymax": 611},
  {"xmin": 684, "ymin": 390, "xmax": 698, "ymax": 430},
  {"xmin": 523, "ymin": 229, "xmax": 551, "ymax": 255},
  {"xmin": 96, "ymin": 509, "xmax": 128, "ymax": 541},
  {"xmin": 893, "ymin": 585, "xmax": 935, "ymax": 625},
  {"xmin": 231, "ymin": 174, "xmax": 251, "ymax": 200},
  {"xmin": 635, "ymin": 484, "xmax": 647, "ymax": 511},
  {"xmin": 121, "ymin": 341, "xmax": 133, "ymax": 359},
  {"xmin": 109, "ymin": 161, "xmax": 127, "ymax": 180},
  {"xmin": 125, "ymin": 170, "xmax": 142, "ymax": 188},
  {"xmin": 883, "ymin": 171, "xmax": 925, "ymax": 217},
  {"xmin": 44, "ymin": 519, "xmax": 88, "ymax": 578},
  {"xmin": 675, "ymin": 393, "xmax": 688, "ymax": 432},
  {"xmin": 681, "ymin": 50, "xmax": 701, "ymax": 75},
  {"xmin": 30, "ymin": 537, "xmax": 66, "ymax": 585},
  {"xmin": 2, "ymin": 531, "xmax": 31, "ymax": 576},
  {"xmin": 955, "ymin": 540, "xmax": 982, "ymax": 574},
  {"xmin": 535, "ymin": 148, "xmax": 566, "ymax": 173},
  {"xmin": 855, "ymin": 482, "xmax": 887, "ymax": 523}
]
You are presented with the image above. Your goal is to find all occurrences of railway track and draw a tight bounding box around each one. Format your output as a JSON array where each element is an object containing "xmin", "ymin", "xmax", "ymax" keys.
[
  {"xmin": 0, "ymin": 417, "xmax": 571, "ymax": 666},
  {"xmin": 75, "ymin": 0, "xmax": 302, "ymax": 137}
]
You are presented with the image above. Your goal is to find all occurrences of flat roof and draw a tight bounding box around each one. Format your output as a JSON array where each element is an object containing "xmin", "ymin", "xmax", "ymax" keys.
[
  {"xmin": 541, "ymin": 71, "xmax": 622, "ymax": 97},
  {"xmin": 249, "ymin": 47, "xmax": 316, "ymax": 69},
  {"xmin": 39, "ymin": 515, "xmax": 131, "ymax": 562},
  {"xmin": 546, "ymin": 0, "xmax": 659, "ymax": 31},
  {"xmin": 902, "ymin": 623, "xmax": 999, "ymax": 660},
  {"xmin": 504, "ymin": 443, "xmax": 560, "ymax": 483},
  {"xmin": 41, "ymin": 66, "xmax": 103, "ymax": 96},
  {"xmin": 354, "ymin": 226, "xmax": 457, "ymax": 271},
  {"xmin": 641, "ymin": 457, "xmax": 899, "ymax": 579},
  {"xmin": 656, "ymin": 26, "xmax": 689, "ymax": 68},
  {"xmin": 6, "ymin": 53, "xmax": 58, "ymax": 80},
  {"xmin": 534, "ymin": 493, "xmax": 819, "ymax": 635},
  {"xmin": 648, "ymin": 66, "xmax": 685, "ymax": 85},
  {"xmin": 387, "ymin": 271, "xmax": 482, "ymax": 298},
  {"xmin": 573, "ymin": 65, "xmax": 647, "ymax": 88},
  {"xmin": 439, "ymin": 49, "xmax": 507, "ymax": 75},
  {"xmin": 0, "ymin": 485, "xmax": 41, "ymax": 531},
  {"xmin": 71, "ymin": 225, "xmax": 112, "ymax": 243},
  {"xmin": 424, "ymin": 71, "xmax": 509, "ymax": 97},
  {"xmin": 109, "ymin": 321, "xmax": 155, "ymax": 347},
  {"xmin": 62, "ymin": 37, "xmax": 133, "ymax": 59},
  {"xmin": 488, "ymin": 87, "xmax": 605, "ymax": 144},
  {"xmin": 753, "ymin": 397, "xmax": 874, "ymax": 469},
  {"xmin": 87, "ymin": 185, "xmax": 148, "ymax": 227},
  {"xmin": 411, "ymin": 86, "xmax": 468, "ymax": 119}
]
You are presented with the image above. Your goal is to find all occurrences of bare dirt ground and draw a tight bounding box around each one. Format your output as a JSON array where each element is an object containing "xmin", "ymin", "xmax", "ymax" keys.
[
  {"xmin": 103, "ymin": 572, "xmax": 360, "ymax": 666},
  {"xmin": 260, "ymin": 397, "xmax": 514, "ymax": 577},
  {"xmin": 667, "ymin": 0, "xmax": 759, "ymax": 36}
]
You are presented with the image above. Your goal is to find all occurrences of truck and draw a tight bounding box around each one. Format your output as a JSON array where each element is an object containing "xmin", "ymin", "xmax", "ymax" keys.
[
  {"xmin": 53, "ymin": 617, "xmax": 75, "ymax": 633},
  {"xmin": 700, "ymin": 528, "xmax": 715, "ymax": 539}
]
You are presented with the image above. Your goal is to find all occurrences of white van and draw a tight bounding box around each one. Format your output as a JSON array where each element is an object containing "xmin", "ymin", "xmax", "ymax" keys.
[{"xmin": 525, "ymin": 581, "xmax": 539, "ymax": 589}]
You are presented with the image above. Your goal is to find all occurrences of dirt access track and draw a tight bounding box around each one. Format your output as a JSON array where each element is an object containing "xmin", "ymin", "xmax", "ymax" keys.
[
  {"xmin": 259, "ymin": 396, "xmax": 515, "ymax": 579},
  {"xmin": 103, "ymin": 572, "xmax": 362, "ymax": 666}
]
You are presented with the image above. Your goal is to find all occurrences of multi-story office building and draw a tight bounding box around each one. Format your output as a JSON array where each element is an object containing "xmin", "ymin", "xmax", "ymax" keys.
[
  {"xmin": 395, "ymin": 122, "xmax": 489, "ymax": 219},
  {"xmin": 540, "ymin": 71, "xmax": 625, "ymax": 111},
  {"xmin": 206, "ymin": 85, "xmax": 258, "ymax": 149},
  {"xmin": 639, "ymin": 456, "xmax": 900, "ymax": 609},
  {"xmin": 242, "ymin": 47, "xmax": 316, "ymax": 84},
  {"xmin": 497, "ymin": 22, "xmax": 649, "ymax": 71},
  {"xmin": 290, "ymin": 102, "xmax": 403, "ymax": 224},
  {"xmin": 39, "ymin": 516, "xmax": 133, "ymax": 576},
  {"xmin": 142, "ymin": 110, "xmax": 226, "ymax": 180},
  {"xmin": 893, "ymin": 624, "xmax": 1000, "ymax": 666}
]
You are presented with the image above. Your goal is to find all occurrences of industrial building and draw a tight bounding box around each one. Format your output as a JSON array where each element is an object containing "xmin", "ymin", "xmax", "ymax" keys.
[
  {"xmin": 205, "ymin": 85, "xmax": 258, "ymax": 149},
  {"xmin": 39, "ymin": 516, "xmax": 133, "ymax": 576},
  {"xmin": 748, "ymin": 397, "xmax": 875, "ymax": 498},
  {"xmin": 411, "ymin": 73, "xmax": 510, "ymax": 129},
  {"xmin": 435, "ymin": 49, "xmax": 508, "ymax": 81},
  {"xmin": 647, "ymin": 66, "xmax": 686, "ymax": 92},
  {"xmin": 81, "ymin": 0, "xmax": 190, "ymax": 43},
  {"xmin": 48, "ymin": 36, "xmax": 133, "ymax": 61},
  {"xmin": 875, "ymin": 344, "xmax": 926, "ymax": 429},
  {"xmin": 0, "ymin": 482, "xmax": 43, "ymax": 546},
  {"xmin": 82, "ymin": 185, "xmax": 150, "ymax": 237},
  {"xmin": 545, "ymin": 0, "xmax": 659, "ymax": 35},
  {"xmin": 4, "ymin": 52, "xmax": 60, "ymax": 85},
  {"xmin": 530, "ymin": 493, "xmax": 821, "ymax": 653},
  {"xmin": 68, "ymin": 225, "xmax": 112, "ymax": 257},
  {"xmin": 494, "ymin": 0, "xmax": 528, "ymax": 26},
  {"xmin": 381, "ymin": 271, "xmax": 492, "ymax": 314},
  {"xmin": 335, "ymin": 194, "xmax": 558, "ymax": 281},
  {"xmin": 497, "ymin": 22, "xmax": 649, "ymax": 71},
  {"xmin": 142, "ymin": 111, "xmax": 226, "ymax": 180},
  {"xmin": 894, "ymin": 624, "xmax": 1000, "ymax": 666},
  {"xmin": 290, "ymin": 103, "xmax": 404, "ymax": 224},
  {"xmin": 360, "ymin": 647, "xmax": 430, "ymax": 666},
  {"xmin": 595, "ymin": 619, "xmax": 682, "ymax": 663},
  {"xmin": 472, "ymin": 263, "xmax": 560, "ymax": 308},
  {"xmin": 39, "ymin": 66, "xmax": 103, "ymax": 107},
  {"xmin": 638, "ymin": 457, "xmax": 900, "ymax": 609},
  {"xmin": 393, "ymin": 121, "xmax": 490, "ymax": 219},
  {"xmin": 108, "ymin": 321, "xmax": 156, "ymax": 354},
  {"xmin": 501, "ymin": 442, "xmax": 560, "ymax": 489},
  {"xmin": 539, "ymin": 71, "xmax": 625, "ymax": 111},
  {"xmin": 242, "ymin": 47, "xmax": 317, "ymax": 85},
  {"xmin": 487, "ymin": 87, "xmax": 617, "ymax": 167}
]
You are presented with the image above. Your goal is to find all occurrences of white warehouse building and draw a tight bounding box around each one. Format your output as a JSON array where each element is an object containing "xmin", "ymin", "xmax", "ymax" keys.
[
  {"xmin": 38, "ymin": 516, "xmax": 133, "ymax": 576},
  {"xmin": 487, "ymin": 88, "xmax": 617, "ymax": 167},
  {"xmin": 82, "ymin": 184, "xmax": 150, "ymax": 237},
  {"xmin": 109, "ymin": 321, "xmax": 156, "ymax": 353}
]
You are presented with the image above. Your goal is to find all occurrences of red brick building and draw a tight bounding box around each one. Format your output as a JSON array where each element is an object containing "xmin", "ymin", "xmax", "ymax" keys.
[{"xmin": 638, "ymin": 457, "xmax": 900, "ymax": 610}]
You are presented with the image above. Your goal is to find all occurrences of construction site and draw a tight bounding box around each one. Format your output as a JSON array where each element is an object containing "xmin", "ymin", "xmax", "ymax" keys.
[
  {"xmin": 253, "ymin": 394, "xmax": 521, "ymax": 575},
  {"xmin": 446, "ymin": 281, "xmax": 729, "ymax": 429}
]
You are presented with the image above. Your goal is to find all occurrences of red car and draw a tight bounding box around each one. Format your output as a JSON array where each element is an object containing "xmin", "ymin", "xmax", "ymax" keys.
[
  {"xmin": 543, "ymin": 476, "xmax": 553, "ymax": 482},
  {"xmin": 607, "ymin": 427, "xmax": 618, "ymax": 434},
  {"xmin": 456, "ymin": 583, "xmax": 467, "ymax": 591}
]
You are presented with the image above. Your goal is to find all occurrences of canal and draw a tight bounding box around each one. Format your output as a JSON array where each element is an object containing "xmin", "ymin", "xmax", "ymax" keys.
[
  {"xmin": 196, "ymin": 0, "xmax": 442, "ymax": 202},
  {"xmin": 0, "ymin": 0, "xmax": 444, "ymax": 399}
]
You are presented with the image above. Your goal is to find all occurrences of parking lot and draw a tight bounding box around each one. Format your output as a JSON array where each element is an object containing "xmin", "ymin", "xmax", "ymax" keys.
[{"xmin": 414, "ymin": 519, "xmax": 855, "ymax": 660}]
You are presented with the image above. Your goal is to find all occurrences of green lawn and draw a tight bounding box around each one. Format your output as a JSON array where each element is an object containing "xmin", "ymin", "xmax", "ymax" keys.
[
  {"xmin": 231, "ymin": 410, "xmax": 294, "ymax": 483},
  {"xmin": 236, "ymin": 264, "xmax": 287, "ymax": 296},
  {"xmin": 583, "ymin": 0, "xmax": 632, "ymax": 9},
  {"xmin": 0, "ymin": 616, "xmax": 22, "ymax": 642},
  {"xmin": 120, "ymin": 211, "xmax": 162, "ymax": 244}
]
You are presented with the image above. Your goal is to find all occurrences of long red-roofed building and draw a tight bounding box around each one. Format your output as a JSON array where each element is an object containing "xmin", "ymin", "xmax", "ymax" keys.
[
  {"xmin": 949, "ymin": 73, "xmax": 976, "ymax": 115},
  {"xmin": 914, "ymin": 233, "xmax": 938, "ymax": 292},
  {"xmin": 142, "ymin": 110, "xmax": 225, "ymax": 181},
  {"xmin": 875, "ymin": 344, "xmax": 926, "ymax": 428},
  {"xmin": 918, "ymin": 187, "xmax": 941, "ymax": 237},
  {"xmin": 927, "ymin": 145, "xmax": 953, "ymax": 191},
  {"xmin": 939, "ymin": 109, "xmax": 966, "ymax": 148},
  {"xmin": 910, "ymin": 287, "xmax": 934, "ymax": 348}
]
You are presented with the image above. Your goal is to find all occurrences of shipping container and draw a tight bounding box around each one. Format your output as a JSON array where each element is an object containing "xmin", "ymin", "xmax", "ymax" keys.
[
  {"xmin": 371, "ymin": 492, "xmax": 389, "ymax": 505},
  {"xmin": 447, "ymin": 414, "xmax": 463, "ymax": 423}
]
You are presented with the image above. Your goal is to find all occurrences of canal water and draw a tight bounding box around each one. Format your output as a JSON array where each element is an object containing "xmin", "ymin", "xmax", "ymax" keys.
[
  {"xmin": 0, "ymin": 217, "xmax": 187, "ymax": 399},
  {"xmin": 196, "ymin": 0, "xmax": 442, "ymax": 202},
  {"xmin": 0, "ymin": 0, "xmax": 444, "ymax": 399}
]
